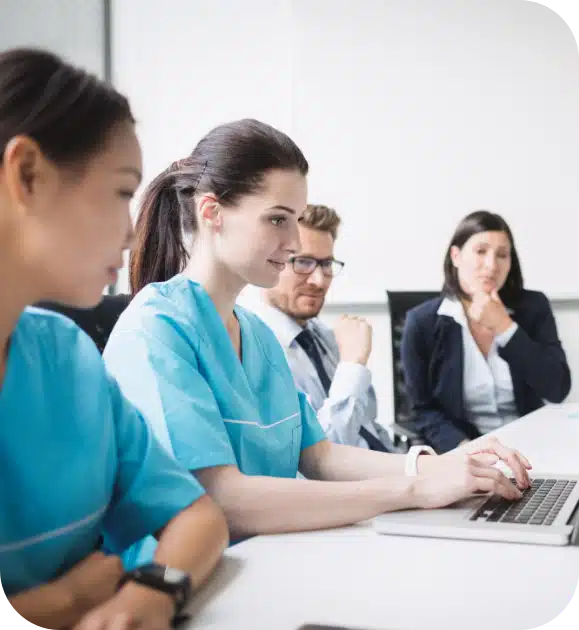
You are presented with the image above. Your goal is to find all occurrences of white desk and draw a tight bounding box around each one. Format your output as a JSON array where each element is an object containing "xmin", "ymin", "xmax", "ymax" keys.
[{"xmin": 188, "ymin": 405, "xmax": 579, "ymax": 630}]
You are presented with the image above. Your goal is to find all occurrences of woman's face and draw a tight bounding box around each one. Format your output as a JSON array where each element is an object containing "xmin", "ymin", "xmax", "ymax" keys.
[
  {"xmin": 207, "ymin": 168, "xmax": 307, "ymax": 289},
  {"xmin": 450, "ymin": 230, "xmax": 512, "ymax": 297},
  {"xmin": 3, "ymin": 121, "xmax": 142, "ymax": 307}
]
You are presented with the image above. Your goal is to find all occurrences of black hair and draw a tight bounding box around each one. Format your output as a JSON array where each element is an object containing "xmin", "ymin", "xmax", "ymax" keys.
[{"xmin": 0, "ymin": 48, "xmax": 134, "ymax": 168}]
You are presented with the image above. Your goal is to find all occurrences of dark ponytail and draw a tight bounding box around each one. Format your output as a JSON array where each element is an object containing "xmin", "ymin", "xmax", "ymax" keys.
[
  {"xmin": 130, "ymin": 164, "xmax": 191, "ymax": 295},
  {"xmin": 130, "ymin": 118, "xmax": 308, "ymax": 294}
]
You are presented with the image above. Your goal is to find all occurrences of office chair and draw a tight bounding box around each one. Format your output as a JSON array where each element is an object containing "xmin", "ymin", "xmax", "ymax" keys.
[
  {"xmin": 386, "ymin": 290, "xmax": 439, "ymax": 451},
  {"xmin": 36, "ymin": 293, "xmax": 131, "ymax": 354}
]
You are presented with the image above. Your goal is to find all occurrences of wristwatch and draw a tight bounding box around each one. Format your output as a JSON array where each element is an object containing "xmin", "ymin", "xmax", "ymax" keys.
[
  {"xmin": 404, "ymin": 445, "xmax": 437, "ymax": 476},
  {"xmin": 118, "ymin": 563, "xmax": 192, "ymax": 616}
]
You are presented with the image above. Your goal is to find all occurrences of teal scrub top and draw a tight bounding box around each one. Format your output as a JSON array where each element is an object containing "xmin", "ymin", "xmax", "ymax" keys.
[
  {"xmin": 0, "ymin": 308, "xmax": 205, "ymax": 596},
  {"xmin": 104, "ymin": 276, "xmax": 326, "ymax": 564},
  {"xmin": 104, "ymin": 275, "xmax": 326, "ymax": 478}
]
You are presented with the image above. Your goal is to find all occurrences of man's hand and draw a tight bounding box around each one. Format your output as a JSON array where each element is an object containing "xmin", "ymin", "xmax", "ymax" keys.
[{"xmin": 334, "ymin": 315, "xmax": 373, "ymax": 365}]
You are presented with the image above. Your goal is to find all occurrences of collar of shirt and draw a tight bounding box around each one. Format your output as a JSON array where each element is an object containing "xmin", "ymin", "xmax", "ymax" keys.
[
  {"xmin": 248, "ymin": 300, "xmax": 305, "ymax": 349},
  {"xmin": 437, "ymin": 296, "xmax": 468, "ymax": 326}
]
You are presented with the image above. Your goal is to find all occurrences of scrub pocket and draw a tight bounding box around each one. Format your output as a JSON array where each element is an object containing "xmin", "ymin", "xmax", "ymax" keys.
[{"xmin": 224, "ymin": 411, "xmax": 302, "ymax": 478}]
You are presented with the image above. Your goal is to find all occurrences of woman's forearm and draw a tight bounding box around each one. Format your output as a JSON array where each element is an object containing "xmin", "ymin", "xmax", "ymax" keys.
[
  {"xmin": 154, "ymin": 495, "xmax": 229, "ymax": 590},
  {"xmin": 9, "ymin": 499, "xmax": 227, "ymax": 630},
  {"xmin": 301, "ymin": 441, "xmax": 407, "ymax": 481},
  {"xmin": 303, "ymin": 441, "xmax": 449, "ymax": 484},
  {"xmin": 196, "ymin": 466, "xmax": 417, "ymax": 539}
]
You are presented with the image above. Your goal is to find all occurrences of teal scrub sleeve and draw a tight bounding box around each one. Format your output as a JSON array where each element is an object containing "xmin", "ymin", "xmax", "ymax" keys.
[
  {"xmin": 101, "ymin": 374, "xmax": 206, "ymax": 553},
  {"xmin": 298, "ymin": 390, "xmax": 327, "ymax": 450},
  {"xmin": 104, "ymin": 313, "xmax": 238, "ymax": 472}
]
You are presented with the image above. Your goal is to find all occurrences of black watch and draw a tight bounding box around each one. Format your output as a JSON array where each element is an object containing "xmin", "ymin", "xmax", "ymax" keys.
[{"xmin": 119, "ymin": 563, "xmax": 192, "ymax": 616}]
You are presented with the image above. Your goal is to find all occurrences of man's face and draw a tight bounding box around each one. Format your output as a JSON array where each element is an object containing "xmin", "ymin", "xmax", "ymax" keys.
[{"xmin": 265, "ymin": 224, "xmax": 335, "ymax": 322}]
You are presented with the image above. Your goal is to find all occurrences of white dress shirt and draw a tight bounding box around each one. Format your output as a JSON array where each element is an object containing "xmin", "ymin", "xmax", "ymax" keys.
[
  {"xmin": 437, "ymin": 297, "xmax": 520, "ymax": 434},
  {"xmin": 249, "ymin": 301, "xmax": 393, "ymax": 450}
]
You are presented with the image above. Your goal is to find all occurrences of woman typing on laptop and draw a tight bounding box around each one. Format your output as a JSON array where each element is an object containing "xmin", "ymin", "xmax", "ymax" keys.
[
  {"xmin": 401, "ymin": 210, "xmax": 571, "ymax": 453},
  {"xmin": 103, "ymin": 120, "xmax": 532, "ymax": 559}
]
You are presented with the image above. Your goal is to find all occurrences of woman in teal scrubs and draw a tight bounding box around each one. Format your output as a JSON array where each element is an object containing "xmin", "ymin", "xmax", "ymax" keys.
[
  {"xmin": 0, "ymin": 49, "xmax": 227, "ymax": 630},
  {"xmin": 104, "ymin": 119, "xmax": 531, "ymax": 549}
]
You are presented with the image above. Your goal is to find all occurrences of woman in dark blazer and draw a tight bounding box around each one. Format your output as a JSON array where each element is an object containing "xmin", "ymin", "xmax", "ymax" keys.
[{"xmin": 401, "ymin": 211, "xmax": 571, "ymax": 453}]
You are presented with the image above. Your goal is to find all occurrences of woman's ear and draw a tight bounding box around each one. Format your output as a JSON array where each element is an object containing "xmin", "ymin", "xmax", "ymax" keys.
[
  {"xmin": 2, "ymin": 136, "xmax": 50, "ymax": 212},
  {"xmin": 198, "ymin": 193, "xmax": 222, "ymax": 230}
]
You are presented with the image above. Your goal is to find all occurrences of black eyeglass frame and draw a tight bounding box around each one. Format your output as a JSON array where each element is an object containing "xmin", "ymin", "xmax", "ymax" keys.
[{"xmin": 288, "ymin": 256, "xmax": 345, "ymax": 277}]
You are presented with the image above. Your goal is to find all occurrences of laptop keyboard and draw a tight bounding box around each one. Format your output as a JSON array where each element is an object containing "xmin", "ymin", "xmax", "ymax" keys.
[{"xmin": 470, "ymin": 479, "xmax": 577, "ymax": 526}]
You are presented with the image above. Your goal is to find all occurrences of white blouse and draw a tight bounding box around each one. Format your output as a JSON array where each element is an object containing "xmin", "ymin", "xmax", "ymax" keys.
[{"xmin": 437, "ymin": 297, "xmax": 519, "ymax": 434}]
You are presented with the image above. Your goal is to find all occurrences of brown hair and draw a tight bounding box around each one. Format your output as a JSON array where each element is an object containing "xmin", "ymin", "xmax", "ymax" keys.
[
  {"xmin": 298, "ymin": 204, "xmax": 341, "ymax": 240},
  {"xmin": 130, "ymin": 118, "xmax": 308, "ymax": 294}
]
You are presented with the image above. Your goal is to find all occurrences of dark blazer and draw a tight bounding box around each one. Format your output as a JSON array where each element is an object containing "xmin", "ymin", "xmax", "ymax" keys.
[{"xmin": 401, "ymin": 290, "xmax": 571, "ymax": 453}]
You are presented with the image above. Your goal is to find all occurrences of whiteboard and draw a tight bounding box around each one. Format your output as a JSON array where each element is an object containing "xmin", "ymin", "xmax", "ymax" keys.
[{"xmin": 113, "ymin": 0, "xmax": 579, "ymax": 302}]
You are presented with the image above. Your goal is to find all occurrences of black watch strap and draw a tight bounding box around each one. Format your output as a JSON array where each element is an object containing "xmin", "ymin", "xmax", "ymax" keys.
[{"xmin": 118, "ymin": 563, "xmax": 192, "ymax": 616}]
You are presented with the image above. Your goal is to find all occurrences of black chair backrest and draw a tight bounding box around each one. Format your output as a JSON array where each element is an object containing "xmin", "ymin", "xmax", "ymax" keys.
[
  {"xmin": 386, "ymin": 290, "xmax": 439, "ymax": 429},
  {"xmin": 36, "ymin": 294, "xmax": 131, "ymax": 354}
]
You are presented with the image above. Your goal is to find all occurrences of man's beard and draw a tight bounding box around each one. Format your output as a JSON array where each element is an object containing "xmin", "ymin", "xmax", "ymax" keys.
[
  {"xmin": 286, "ymin": 296, "xmax": 325, "ymax": 321},
  {"xmin": 268, "ymin": 290, "xmax": 325, "ymax": 321}
]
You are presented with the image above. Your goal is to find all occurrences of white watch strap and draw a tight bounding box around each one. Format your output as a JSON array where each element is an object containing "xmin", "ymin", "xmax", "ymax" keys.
[{"xmin": 405, "ymin": 445, "xmax": 437, "ymax": 476}]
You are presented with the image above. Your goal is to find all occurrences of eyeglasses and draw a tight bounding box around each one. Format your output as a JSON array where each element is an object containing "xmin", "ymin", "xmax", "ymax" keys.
[{"xmin": 289, "ymin": 256, "xmax": 345, "ymax": 277}]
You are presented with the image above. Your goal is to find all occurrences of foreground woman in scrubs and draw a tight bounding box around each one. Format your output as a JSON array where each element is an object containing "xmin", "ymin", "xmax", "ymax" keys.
[
  {"xmin": 0, "ymin": 49, "xmax": 228, "ymax": 630},
  {"xmin": 104, "ymin": 118, "xmax": 531, "ymax": 549}
]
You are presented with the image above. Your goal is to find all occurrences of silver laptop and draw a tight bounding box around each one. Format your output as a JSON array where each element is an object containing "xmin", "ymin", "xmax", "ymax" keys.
[{"xmin": 374, "ymin": 475, "xmax": 579, "ymax": 546}]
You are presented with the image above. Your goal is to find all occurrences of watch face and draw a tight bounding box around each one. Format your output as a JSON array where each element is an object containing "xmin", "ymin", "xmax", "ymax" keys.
[
  {"xmin": 129, "ymin": 563, "xmax": 192, "ymax": 614},
  {"xmin": 138, "ymin": 563, "xmax": 188, "ymax": 585},
  {"xmin": 163, "ymin": 567, "xmax": 188, "ymax": 585}
]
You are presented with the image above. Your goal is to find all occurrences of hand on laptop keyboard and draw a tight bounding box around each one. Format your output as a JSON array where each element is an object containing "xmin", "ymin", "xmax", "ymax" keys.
[
  {"xmin": 449, "ymin": 435, "xmax": 532, "ymax": 490},
  {"xmin": 413, "ymin": 454, "xmax": 523, "ymax": 509}
]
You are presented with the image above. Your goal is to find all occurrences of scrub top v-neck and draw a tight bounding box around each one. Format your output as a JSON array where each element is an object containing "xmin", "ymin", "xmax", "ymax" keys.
[{"xmin": 104, "ymin": 275, "xmax": 326, "ymax": 480}]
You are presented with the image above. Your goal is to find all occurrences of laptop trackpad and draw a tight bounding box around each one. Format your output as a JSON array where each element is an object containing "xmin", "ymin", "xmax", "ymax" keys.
[{"xmin": 378, "ymin": 496, "xmax": 485, "ymax": 525}]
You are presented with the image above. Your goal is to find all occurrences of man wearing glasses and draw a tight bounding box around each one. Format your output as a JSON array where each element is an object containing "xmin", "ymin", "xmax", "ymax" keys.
[{"xmin": 252, "ymin": 204, "xmax": 394, "ymax": 452}]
